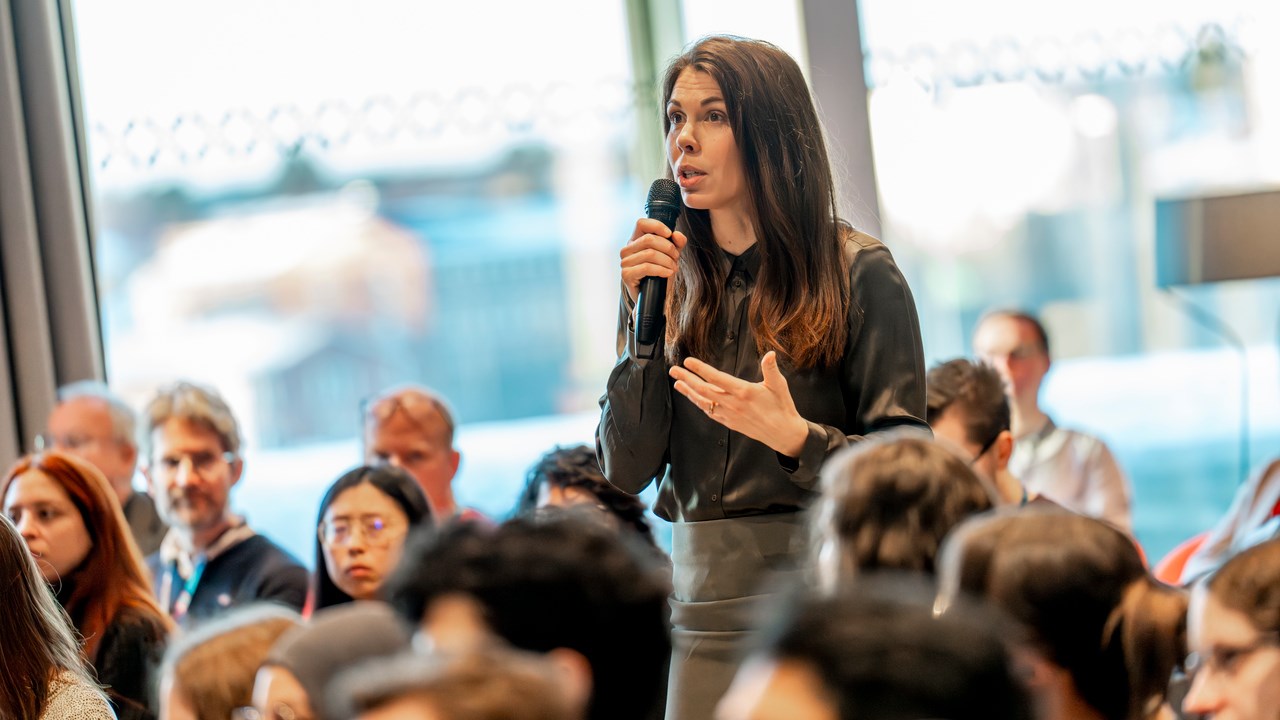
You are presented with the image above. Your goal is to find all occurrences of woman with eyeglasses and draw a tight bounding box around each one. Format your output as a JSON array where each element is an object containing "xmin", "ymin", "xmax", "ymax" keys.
[
  {"xmin": 937, "ymin": 509, "xmax": 1187, "ymax": 720},
  {"xmin": 1181, "ymin": 536, "xmax": 1280, "ymax": 718},
  {"xmin": 312, "ymin": 465, "xmax": 433, "ymax": 612},
  {"xmin": 3, "ymin": 451, "xmax": 173, "ymax": 720}
]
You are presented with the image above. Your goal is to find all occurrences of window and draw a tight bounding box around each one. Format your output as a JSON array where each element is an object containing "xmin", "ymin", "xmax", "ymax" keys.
[
  {"xmin": 859, "ymin": 0, "xmax": 1280, "ymax": 559},
  {"xmin": 73, "ymin": 0, "xmax": 643, "ymax": 561}
]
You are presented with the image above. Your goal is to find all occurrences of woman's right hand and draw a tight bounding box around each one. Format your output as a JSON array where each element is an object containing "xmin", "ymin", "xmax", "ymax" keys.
[{"xmin": 620, "ymin": 218, "xmax": 687, "ymax": 303}]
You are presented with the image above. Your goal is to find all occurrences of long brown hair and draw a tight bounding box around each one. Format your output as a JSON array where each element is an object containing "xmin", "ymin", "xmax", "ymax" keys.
[
  {"xmin": 0, "ymin": 512, "xmax": 102, "ymax": 718},
  {"xmin": 661, "ymin": 36, "xmax": 849, "ymax": 369},
  {"xmin": 938, "ymin": 510, "xmax": 1187, "ymax": 720},
  {"xmin": 2, "ymin": 451, "xmax": 173, "ymax": 662}
]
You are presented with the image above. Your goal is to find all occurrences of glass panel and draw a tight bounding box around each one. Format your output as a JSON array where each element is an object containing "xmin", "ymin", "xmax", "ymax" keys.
[
  {"xmin": 72, "ymin": 0, "xmax": 641, "ymax": 563},
  {"xmin": 681, "ymin": 0, "xmax": 807, "ymax": 65},
  {"xmin": 859, "ymin": 0, "xmax": 1280, "ymax": 561}
]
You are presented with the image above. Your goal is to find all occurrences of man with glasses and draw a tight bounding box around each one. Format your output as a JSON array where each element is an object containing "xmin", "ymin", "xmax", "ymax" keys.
[
  {"xmin": 143, "ymin": 381, "xmax": 307, "ymax": 627},
  {"xmin": 972, "ymin": 310, "xmax": 1132, "ymax": 531},
  {"xmin": 41, "ymin": 380, "xmax": 167, "ymax": 554},
  {"xmin": 362, "ymin": 385, "xmax": 486, "ymax": 522},
  {"xmin": 926, "ymin": 358, "xmax": 1026, "ymax": 506}
]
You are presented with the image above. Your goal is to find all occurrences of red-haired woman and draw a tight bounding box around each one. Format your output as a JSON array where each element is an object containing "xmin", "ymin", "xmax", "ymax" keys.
[{"xmin": 4, "ymin": 450, "xmax": 174, "ymax": 720}]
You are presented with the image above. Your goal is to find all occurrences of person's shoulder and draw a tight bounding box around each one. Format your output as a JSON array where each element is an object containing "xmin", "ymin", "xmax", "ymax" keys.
[
  {"xmin": 41, "ymin": 671, "xmax": 113, "ymax": 720},
  {"xmin": 234, "ymin": 533, "xmax": 306, "ymax": 569}
]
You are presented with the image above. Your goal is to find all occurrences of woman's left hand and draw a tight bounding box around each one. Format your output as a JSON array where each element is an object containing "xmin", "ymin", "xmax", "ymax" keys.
[{"xmin": 670, "ymin": 351, "xmax": 810, "ymax": 458}]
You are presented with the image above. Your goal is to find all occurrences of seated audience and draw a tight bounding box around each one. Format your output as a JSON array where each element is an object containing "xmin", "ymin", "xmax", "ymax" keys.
[
  {"xmin": 513, "ymin": 444, "xmax": 657, "ymax": 546},
  {"xmin": 1180, "ymin": 458, "xmax": 1280, "ymax": 583},
  {"xmin": 811, "ymin": 431, "xmax": 995, "ymax": 589},
  {"xmin": 254, "ymin": 602, "xmax": 412, "ymax": 720},
  {"xmin": 313, "ymin": 465, "xmax": 432, "ymax": 611},
  {"xmin": 384, "ymin": 514, "xmax": 671, "ymax": 720},
  {"xmin": 716, "ymin": 579, "xmax": 1036, "ymax": 720},
  {"xmin": 42, "ymin": 380, "xmax": 167, "ymax": 555},
  {"xmin": 362, "ymin": 384, "xmax": 487, "ymax": 522},
  {"xmin": 4, "ymin": 451, "xmax": 173, "ymax": 720},
  {"xmin": 158, "ymin": 605, "xmax": 301, "ymax": 720},
  {"xmin": 143, "ymin": 381, "xmax": 308, "ymax": 626},
  {"xmin": 926, "ymin": 358, "xmax": 1025, "ymax": 505},
  {"xmin": 972, "ymin": 310, "xmax": 1133, "ymax": 530},
  {"xmin": 1182, "ymin": 536, "xmax": 1280, "ymax": 718},
  {"xmin": 938, "ymin": 509, "xmax": 1186, "ymax": 720},
  {"xmin": 337, "ymin": 647, "xmax": 579, "ymax": 720},
  {"xmin": 0, "ymin": 512, "xmax": 113, "ymax": 720}
]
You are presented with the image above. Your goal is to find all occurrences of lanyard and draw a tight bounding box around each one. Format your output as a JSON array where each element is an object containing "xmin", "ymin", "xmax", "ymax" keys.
[{"xmin": 171, "ymin": 557, "xmax": 208, "ymax": 621}]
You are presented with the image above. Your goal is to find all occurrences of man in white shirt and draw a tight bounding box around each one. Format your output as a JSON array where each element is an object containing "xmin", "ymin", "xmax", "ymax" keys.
[{"xmin": 972, "ymin": 310, "xmax": 1132, "ymax": 531}]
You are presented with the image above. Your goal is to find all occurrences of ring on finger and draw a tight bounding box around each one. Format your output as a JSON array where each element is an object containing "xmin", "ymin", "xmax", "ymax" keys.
[{"xmin": 708, "ymin": 400, "xmax": 717, "ymax": 415}]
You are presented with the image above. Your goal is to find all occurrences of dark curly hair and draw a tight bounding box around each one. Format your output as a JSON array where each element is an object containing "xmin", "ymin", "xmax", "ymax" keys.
[
  {"xmin": 384, "ymin": 515, "xmax": 672, "ymax": 720},
  {"xmin": 513, "ymin": 445, "xmax": 656, "ymax": 547}
]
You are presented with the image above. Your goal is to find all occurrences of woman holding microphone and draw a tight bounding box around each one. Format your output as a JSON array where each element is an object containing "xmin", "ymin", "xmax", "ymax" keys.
[{"xmin": 597, "ymin": 35, "xmax": 928, "ymax": 719}]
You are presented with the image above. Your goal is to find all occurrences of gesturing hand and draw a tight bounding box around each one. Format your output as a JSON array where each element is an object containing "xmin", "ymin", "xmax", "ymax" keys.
[{"xmin": 669, "ymin": 351, "xmax": 810, "ymax": 458}]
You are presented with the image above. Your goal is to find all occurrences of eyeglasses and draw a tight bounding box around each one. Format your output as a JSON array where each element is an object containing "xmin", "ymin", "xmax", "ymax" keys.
[
  {"xmin": 232, "ymin": 703, "xmax": 308, "ymax": 720},
  {"xmin": 153, "ymin": 451, "xmax": 236, "ymax": 478},
  {"xmin": 34, "ymin": 433, "xmax": 115, "ymax": 453},
  {"xmin": 1184, "ymin": 632, "xmax": 1280, "ymax": 683},
  {"xmin": 361, "ymin": 391, "xmax": 452, "ymax": 437},
  {"xmin": 318, "ymin": 516, "xmax": 399, "ymax": 547}
]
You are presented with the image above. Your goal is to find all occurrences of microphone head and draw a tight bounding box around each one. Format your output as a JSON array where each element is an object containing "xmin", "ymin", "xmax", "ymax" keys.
[{"xmin": 645, "ymin": 178, "xmax": 682, "ymax": 229}]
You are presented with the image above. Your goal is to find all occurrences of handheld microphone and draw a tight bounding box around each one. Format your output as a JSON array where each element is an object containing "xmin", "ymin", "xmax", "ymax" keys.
[{"xmin": 635, "ymin": 178, "xmax": 682, "ymax": 360}]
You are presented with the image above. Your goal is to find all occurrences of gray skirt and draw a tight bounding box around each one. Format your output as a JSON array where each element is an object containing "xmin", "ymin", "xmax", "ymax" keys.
[{"xmin": 666, "ymin": 513, "xmax": 806, "ymax": 720}]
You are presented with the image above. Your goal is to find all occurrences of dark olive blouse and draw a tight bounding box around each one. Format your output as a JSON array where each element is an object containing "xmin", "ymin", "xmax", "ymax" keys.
[{"xmin": 597, "ymin": 231, "xmax": 929, "ymax": 522}]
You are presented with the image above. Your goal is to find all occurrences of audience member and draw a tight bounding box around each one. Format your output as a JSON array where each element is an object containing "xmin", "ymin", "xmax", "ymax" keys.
[
  {"xmin": 42, "ymin": 380, "xmax": 167, "ymax": 555},
  {"xmin": 811, "ymin": 431, "xmax": 995, "ymax": 589},
  {"xmin": 513, "ymin": 444, "xmax": 657, "ymax": 546},
  {"xmin": 158, "ymin": 605, "xmax": 301, "ymax": 720},
  {"xmin": 143, "ymin": 381, "xmax": 308, "ymax": 626},
  {"xmin": 938, "ymin": 509, "xmax": 1186, "ymax": 720},
  {"xmin": 385, "ymin": 514, "xmax": 672, "ymax": 720},
  {"xmin": 972, "ymin": 310, "xmax": 1132, "ymax": 530},
  {"xmin": 313, "ymin": 465, "xmax": 432, "ymax": 611},
  {"xmin": 1180, "ymin": 458, "xmax": 1280, "ymax": 583},
  {"xmin": 0, "ymin": 512, "xmax": 113, "ymax": 719},
  {"xmin": 363, "ymin": 385, "xmax": 488, "ymax": 522},
  {"xmin": 716, "ymin": 579, "xmax": 1036, "ymax": 720},
  {"xmin": 254, "ymin": 601, "xmax": 412, "ymax": 720},
  {"xmin": 336, "ymin": 647, "xmax": 579, "ymax": 720},
  {"xmin": 1182, "ymin": 536, "xmax": 1280, "ymax": 718},
  {"xmin": 4, "ymin": 451, "xmax": 173, "ymax": 720},
  {"xmin": 926, "ymin": 358, "xmax": 1025, "ymax": 505}
]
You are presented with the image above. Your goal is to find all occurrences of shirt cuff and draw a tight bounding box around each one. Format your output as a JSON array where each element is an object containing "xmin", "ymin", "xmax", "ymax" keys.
[{"xmin": 778, "ymin": 420, "xmax": 834, "ymax": 487}]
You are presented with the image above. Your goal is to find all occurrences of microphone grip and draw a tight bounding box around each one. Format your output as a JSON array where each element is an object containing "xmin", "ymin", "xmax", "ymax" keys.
[{"xmin": 634, "ymin": 276, "xmax": 666, "ymax": 359}]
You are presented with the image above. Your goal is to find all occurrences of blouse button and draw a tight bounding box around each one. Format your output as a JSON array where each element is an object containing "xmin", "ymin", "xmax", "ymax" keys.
[
  {"xmin": 727, "ymin": 331, "xmax": 737, "ymax": 341},
  {"xmin": 732, "ymin": 277, "xmax": 744, "ymax": 289},
  {"xmin": 711, "ymin": 494, "xmax": 719, "ymax": 502}
]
